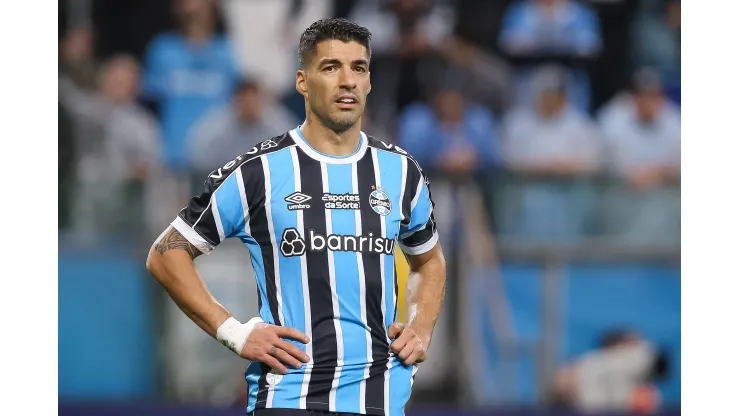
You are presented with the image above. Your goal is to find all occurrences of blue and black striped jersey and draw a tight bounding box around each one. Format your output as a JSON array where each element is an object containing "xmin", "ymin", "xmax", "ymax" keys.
[{"xmin": 172, "ymin": 127, "xmax": 438, "ymax": 416}]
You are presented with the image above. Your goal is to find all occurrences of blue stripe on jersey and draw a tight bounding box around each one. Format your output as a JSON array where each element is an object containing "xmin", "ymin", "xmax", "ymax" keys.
[
  {"xmin": 375, "ymin": 151, "xmax": 403, "ymax": 330},
  {"xmin": 376, "ymin": 151, "xmax": 416, "ymax": 415},
  {"xmin": 326, "ymin": 163, "xmax": 364, "ymax": 414},
  {"xmin": 214, "ymin": 173, "xmax": 271, "ymax": 324},
  {"xmin": 246, "ymin": 362, "xmax": 263, "ymax": 414},
  {"xmin": 266, "ymin": 149, "xmax": 307, "ymax": 409},
  {"xmin": 389, "ymin": 361, "xmax": 415, "ymax": 416},
  {"xmin": 214, "ymin": 173, "xmax": 245, "ymax": 238}
]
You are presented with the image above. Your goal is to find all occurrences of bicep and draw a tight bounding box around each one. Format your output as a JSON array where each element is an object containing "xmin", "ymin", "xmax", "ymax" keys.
[
  {"xmin": 406, "ymin": 242, "xmax": 444, "ymax": 273},
  {"xmin": 152, "ymin": 225, "xmax": 204, "ymax": 260}
]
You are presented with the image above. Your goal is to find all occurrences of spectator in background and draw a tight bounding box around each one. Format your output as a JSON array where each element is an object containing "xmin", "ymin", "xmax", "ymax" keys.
[
  {"xmin": 502, "ymin": 65, "xmax": 600, "ymax": 176},
  {"xmin": 597, "ymin": 68, "xmax": 680, "ymax": 189},
  {"xmin": 499, "ymin": 0, "xmax": 602, "ymax": 111},
  {"xmin": 553, "ymin": 329, "xmax": 666, "ymax": 413},
  {"xmin": 59, "ymin": 25, "xmax": 99, "ymax": 89},
  {"xmin": 596, "ymin": 68, "xmax": 680, "ymax": 244},
  {"xmin": 187, "ymin": 79, "xmax": 299, "ymax": 179},
  {"xmin": 59, "ymin": 55, "xmax": 160, "ymax": 234},
  {"xmin": 397, "ymin": 82, "xmax": 501, "ymax": 179},
  {"xmin": 630, "ymin": 0, "xmax": 681, "ymax": 104},
  {"xmin": 142, "ymin": 0, "xmax": 239, "ymax": 172},
  {"xmin": 350, "ymin": 0, "xmax": 456, "ymax": 127},
  {"xmin": 500, "ymin": 65, "xmax": 600, "ymax": 242}
]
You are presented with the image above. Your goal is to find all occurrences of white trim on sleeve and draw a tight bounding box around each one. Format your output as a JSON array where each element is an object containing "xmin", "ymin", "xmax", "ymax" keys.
[
  {"xmin": 171, "ymin": 216, "xmax": 215, "ymax": 255},
  {"xmin": 398, "ymin": 231, "xmax": 439, "ymax": 256}
]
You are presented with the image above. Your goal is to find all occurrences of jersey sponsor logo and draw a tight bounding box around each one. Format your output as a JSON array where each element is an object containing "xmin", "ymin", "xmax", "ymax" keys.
[
  {"xmin": 369, "ymin": 188, "xmax": 392, "ymax": 216},
  {"xmin": 285, "ymin": 192, "xmax": 312, "ymax": 210},
  {"xmin": 380, "ymin": 140, "xmax": 408, "ymax": 155},
  {"xmin": 280, "ymin": 227, "xmax": 395, "ymax": 257},
  {"xmin": 322, "ymin": 193, "xmax": 360, "ymax": 210},
  {"xmin": 280, "ymin": 228, "xmax": 306, "ymax": 257},
  {"xmin": 209, "ymin": 155, "xmax": 244, "ymax": 179}
]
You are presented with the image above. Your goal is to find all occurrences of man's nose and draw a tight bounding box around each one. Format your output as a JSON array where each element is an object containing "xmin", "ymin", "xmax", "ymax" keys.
[{"xmin": 338, "ymin": 67, "xmax": 357, "ymax": 90}]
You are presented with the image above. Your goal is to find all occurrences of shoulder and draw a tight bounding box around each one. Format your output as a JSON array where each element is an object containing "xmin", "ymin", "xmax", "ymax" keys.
[
  {"xmin": 366, "ymin": 134, "xmax": 425, "ymax": 178},
  {"xmin": 502, "ymin": 106, "xmax": 532, "ymax": 127},
  {"xmin": 203, "ymin": 131, "xmax": 296, "ymax": 185},
  {"xmin": 212, "ymin": 35, "xmax": 237, "ymax": 57},
  {"xmin": 147, "ymin": 33, "xmax": 180, "ymax": 52},
  {"xmin": 465, "ymin": 105, "xmax": 497, "ymax": 126},
  {"xmin": 596, "ymin": 94, "xmax": 633, "ymax": 128}
]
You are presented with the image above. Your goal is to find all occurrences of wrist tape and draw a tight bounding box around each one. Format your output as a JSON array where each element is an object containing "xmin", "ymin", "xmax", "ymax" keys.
[{"xmin": 216, "ymin": 316, "xmax": 263, "ymax": 355}]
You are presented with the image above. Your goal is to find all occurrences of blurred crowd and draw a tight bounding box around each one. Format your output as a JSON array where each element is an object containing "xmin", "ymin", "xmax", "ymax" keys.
[
  {"xmin": 58, "ymin": 1, "xmax": 681, "ymax": 412},
  {"xmin": 58, "ymin": 0, "xmax": 680, "ymax": 245}
]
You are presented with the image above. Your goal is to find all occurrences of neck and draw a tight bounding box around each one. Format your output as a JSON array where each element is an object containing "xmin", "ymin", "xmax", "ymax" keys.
[{"xmin": 299, "ymin": 113, "xmax": 362, "ymax": 157}]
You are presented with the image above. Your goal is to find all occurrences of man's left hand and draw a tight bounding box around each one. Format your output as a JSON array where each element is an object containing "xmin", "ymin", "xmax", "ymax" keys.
[{"xmin": 388, "ymin": 322, "xmax": 430, "ymax": 366}]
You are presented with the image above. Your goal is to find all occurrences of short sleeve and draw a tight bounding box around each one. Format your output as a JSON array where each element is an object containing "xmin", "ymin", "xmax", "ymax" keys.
[
  {"xmin": 171, "ymin": 157, "xmax": 250, "ymax": 255},
  {"xmin": 398, "ymin": 161, "xmax": 439, "ymax": 256}
]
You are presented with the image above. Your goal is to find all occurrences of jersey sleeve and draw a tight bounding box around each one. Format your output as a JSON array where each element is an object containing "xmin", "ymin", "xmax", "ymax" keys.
[
  {"xmin": 171, "ymin": 156, "xmax": 250, "ymax": 255},
  {"xmin": 398, "ymin": 161, "xmax": 439, "ymax": 256}
]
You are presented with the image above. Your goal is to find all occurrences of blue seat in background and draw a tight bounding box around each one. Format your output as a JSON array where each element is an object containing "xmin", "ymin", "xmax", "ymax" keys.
[{"xmin": 59, "ymin": 248, "xmax": 157, "ymax": 399}]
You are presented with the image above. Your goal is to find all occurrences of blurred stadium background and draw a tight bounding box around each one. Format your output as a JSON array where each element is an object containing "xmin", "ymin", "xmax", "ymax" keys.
[{"xmin": 58, "ymin": 0, "xmax": 680, "ymax": 415}]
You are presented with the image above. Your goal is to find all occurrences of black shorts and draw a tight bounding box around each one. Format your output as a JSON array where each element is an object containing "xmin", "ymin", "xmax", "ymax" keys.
[{"xmin": 250, "ymin": 409, "xmax": 361, "ymax": 416}]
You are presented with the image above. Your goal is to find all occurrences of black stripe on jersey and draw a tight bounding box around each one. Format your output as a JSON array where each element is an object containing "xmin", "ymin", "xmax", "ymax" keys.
[
  {"xmin": 256, "ymin": 363, "xmax": 270, "ymax": 409},
  {"xmin": 401, "ymin": 218, "xmax": 436, "ymax": 248},
  {"xmin": 178, "ymin": 176, "xmax": 225, "ymax": 246},
  {"xmin": 357, "ymin": 151, "xmax": 388, "ymax": 413},
  {"xmin": 240, "ymin": 160, "xmax": 276, "ymax": 410},
  {"xmin": 241, "ymin": 159, "xmax": 281, "ymax": 328},
  {"xmin": 178, "ymin": 132, "xmax": 297, "ymax": 247},
  {"xmin": 299, "ymin": 150, "xmax": 336, "ymax": 411}
]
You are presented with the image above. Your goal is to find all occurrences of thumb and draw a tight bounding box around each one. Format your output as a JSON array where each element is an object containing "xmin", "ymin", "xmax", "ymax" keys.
[{"xmin": 388, "ymin": 322, "xmax": 405, "ymax": 339}]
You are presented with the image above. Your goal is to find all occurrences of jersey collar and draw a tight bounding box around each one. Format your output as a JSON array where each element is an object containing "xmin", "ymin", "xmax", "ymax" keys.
[{"xmin": 289, "ymin": 127, "xmax": 368, "ymax": 164}]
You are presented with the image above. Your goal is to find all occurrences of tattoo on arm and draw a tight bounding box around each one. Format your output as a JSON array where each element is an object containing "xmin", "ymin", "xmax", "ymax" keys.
[{"xmin": 154, "ymin": 226, "xmax": 203, "ymax": 260}]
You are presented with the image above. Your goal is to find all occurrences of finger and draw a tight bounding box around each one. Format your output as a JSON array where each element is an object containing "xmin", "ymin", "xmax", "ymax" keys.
[
  {"xmin": 276, "ymin": 339, "xmax": 310, "ymax": 363},
  {"xmin": 272, "ymin": 347, "xmax": 303, "ymax": 369},
  {"xmin": 275, "ymin": 326, "xmax": 311, "ymax": 343},
  {"xmin": 261, "ymin": 354, "xmax": 289, "ymax": 375},
  {"xmin": 398, "ymin": 341, "xmax": 417, "ymax": 362},
  {"xmin": 388, "ymin": 322, "xmax": 405, "ymax": 339},
  {"xmin": 390, "ymin": 335, "xmax": 407, "ymax": 354},
  {"xmin": 405, "ymin": 349, "xmax": 426, "ymax": 366}
]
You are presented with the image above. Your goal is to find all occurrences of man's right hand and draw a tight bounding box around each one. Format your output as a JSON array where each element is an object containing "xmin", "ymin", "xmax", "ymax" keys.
[{"xmin": 240, "ymin": 323, "xmax": 311, "ymax": 374}]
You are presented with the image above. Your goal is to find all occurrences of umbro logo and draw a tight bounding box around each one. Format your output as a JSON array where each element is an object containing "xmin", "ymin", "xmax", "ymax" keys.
[{"xmin": 285, "ymin": 192, "xmax": 312, "ymax": 210}]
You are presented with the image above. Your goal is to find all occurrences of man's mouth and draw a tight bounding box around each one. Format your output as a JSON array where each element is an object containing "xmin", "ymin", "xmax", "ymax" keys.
[{"xmin": 336, "ymin": 95, "xmax": 358, "ymax": 109}]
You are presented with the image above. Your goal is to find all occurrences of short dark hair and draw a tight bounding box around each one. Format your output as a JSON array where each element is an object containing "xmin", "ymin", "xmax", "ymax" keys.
[{"xmin": 298, "ymin": 18, "xmax": 372, "ymax": 69}]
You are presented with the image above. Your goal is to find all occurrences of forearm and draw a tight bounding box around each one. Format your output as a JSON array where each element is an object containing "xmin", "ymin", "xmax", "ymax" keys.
[
  {"xmin": 146, "ymin": 227, "xmax": 231, "ymax": 338},
  {"xmin": 404, "ymin": 248, "xmax": 446, "ymax": 344}
]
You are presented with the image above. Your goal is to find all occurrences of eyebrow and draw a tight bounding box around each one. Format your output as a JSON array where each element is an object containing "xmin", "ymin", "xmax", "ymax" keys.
[{"xmin": 317, "ymin": 58, "xmax": 369, "ymax": 67}]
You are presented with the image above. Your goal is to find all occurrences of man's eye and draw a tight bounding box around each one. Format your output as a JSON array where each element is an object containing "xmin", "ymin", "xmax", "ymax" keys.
[
  {"xmin": 355, "ymin": 67, "xmax": 367, "ymax": 73},
  {"xmin": 324, "ymin": 66, "xmax": 337, "ymax": 72}
]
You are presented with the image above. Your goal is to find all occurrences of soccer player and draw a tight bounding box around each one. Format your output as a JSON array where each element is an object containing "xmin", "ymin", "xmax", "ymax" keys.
[{"xmin": 146, "ymin": 18, "xmax": 446, "ymax": 416}]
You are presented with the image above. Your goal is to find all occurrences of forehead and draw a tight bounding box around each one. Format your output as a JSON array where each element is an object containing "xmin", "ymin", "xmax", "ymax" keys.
[{"xmin": 311, "ymin": 39, "xmax": 369, "ymax": 65}]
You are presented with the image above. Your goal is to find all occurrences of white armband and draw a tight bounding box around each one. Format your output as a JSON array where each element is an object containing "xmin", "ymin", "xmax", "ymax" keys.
[{"xmin": 216, "ymin": 316, "xmax": 263, "ymax": 355}]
